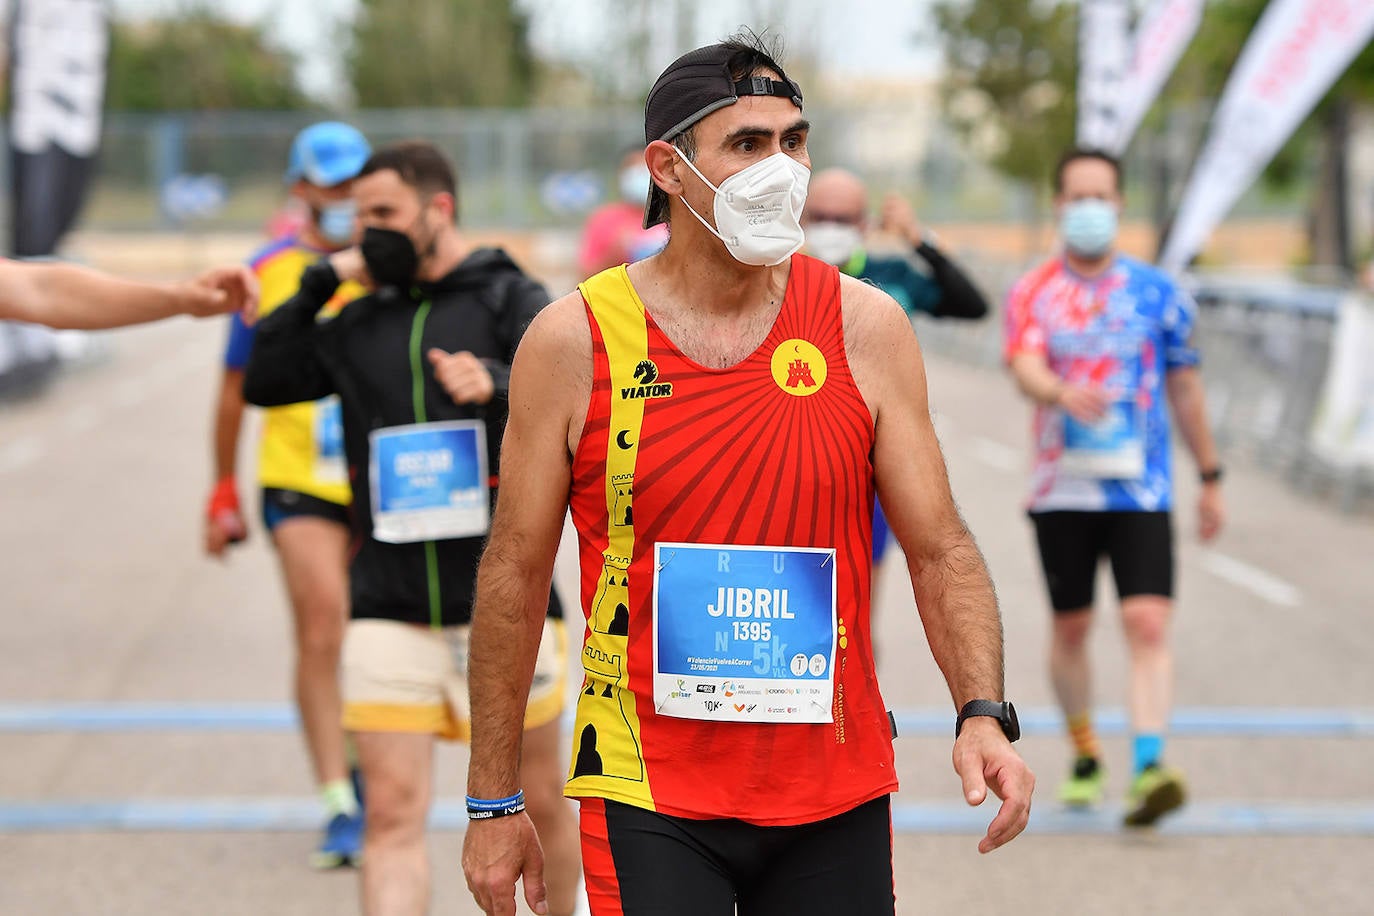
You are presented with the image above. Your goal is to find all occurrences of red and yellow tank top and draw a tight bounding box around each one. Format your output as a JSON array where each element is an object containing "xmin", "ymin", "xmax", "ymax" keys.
[{"xmin": 566, "ymin": 254, "xmax": 897, "ymax": 826}]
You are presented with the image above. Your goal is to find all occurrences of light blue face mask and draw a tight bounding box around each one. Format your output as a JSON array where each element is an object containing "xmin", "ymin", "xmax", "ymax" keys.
[
  {"xmin": 618, "ymin": 165, "xmax": 653, "ymax": 204},
  {"xmin": 1059, "ymin": 198, "xmax": 1118, "ymax": 259},
  {"xmin": 318, "ymin": 199, "xmax": 357, "ymax": 246}
]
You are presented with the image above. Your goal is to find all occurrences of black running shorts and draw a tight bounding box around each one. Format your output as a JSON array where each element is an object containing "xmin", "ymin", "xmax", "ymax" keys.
[
  {"xmin": 260, "ymin": 487, "xmax": 352, "ymax": 533},
  {"xmin": 578, "ymin": 795, "xmax": 896, "ymax": 916},
  {"xmin": 1030, "ymin": 510, "xmax": 1174, "ymax": 612}
]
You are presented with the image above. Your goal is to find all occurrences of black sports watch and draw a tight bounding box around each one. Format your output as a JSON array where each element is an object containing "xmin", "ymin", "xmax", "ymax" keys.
[{"xmin": 955, "ymin": 700, "xmax": 1020, "ymax": 742}]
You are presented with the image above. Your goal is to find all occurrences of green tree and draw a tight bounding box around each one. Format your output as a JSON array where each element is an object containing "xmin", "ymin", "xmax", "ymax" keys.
[
  {"xmin": 932, "ymin": 0, "xmax": 1078, "ymax": 193},
  {"xmin": 933, "ymin": 0, "xmax": 1374, "ymax": 267},
  {"xmin": 347, "ymin": 0, "xmax": 535, "ymax": 107},
  {"xmin": 106, "ymin": 11, "xmax": 306, "ymax": 111}
]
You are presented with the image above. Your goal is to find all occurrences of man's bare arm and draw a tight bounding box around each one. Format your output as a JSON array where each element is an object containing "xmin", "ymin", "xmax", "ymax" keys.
[
  {"xmin": 1009, "ymin": 351, "xmax": 1109, "ymax": 424},
  {"xmin": 0, "ymin": 260, "xmax": 257, "ymax": 329},
  {"xmin": 1166, "ymin": 366, "xmax": 1225, "ymax": 541},
  {"xmin": 845, "ymin": 277, "xmax": 1003, "ymax": 706},
  {"xmin": 1165, "ymin": 367, "xmax": 1219, "ymax": 472},
  {"xmin": 463, "ymin": 293, "xmax": 589, "ymax": 915},
  {"xmin": 466, "ymin": 294, "xmax": 590, "ymax": 797},
  {"xmin": 204, "ymin": 368, "xmax": 250, "ymax": 558},
  {"xmin": 1007, "ymin": 351, "xmax": 1063, "ymax": 406},
  {"xmin": 213, "ymin": 370, "xmax": 247, "ymax": 482},
  {"xmin": 844, "ymin": 275, "xmax": 1033, "ymax": 853}
]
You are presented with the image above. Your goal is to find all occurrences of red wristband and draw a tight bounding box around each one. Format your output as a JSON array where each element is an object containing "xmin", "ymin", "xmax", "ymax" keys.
[{"xmin": 207, "ymin": 477, "xmax": 240, "ymax": 519}]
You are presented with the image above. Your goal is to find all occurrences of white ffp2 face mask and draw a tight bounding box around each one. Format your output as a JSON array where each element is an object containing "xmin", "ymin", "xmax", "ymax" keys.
[
  {"xmin": 675, "ymin": 150, "xmax": 810, "ymax": 267},
  {"xmin": 804, "ymin": 221, "xmax": 864, "ymax": 267}
]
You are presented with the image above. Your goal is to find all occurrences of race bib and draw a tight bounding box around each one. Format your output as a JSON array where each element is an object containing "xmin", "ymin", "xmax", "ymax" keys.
[
  {"xmin": 368, "ymin": 420, "xmax": 489, "ymax": 543},
  {"xmin": 313, "ymin": 395, "xmax": 348, "ymax": 485},
  {"xmin": 1060, "ymin": 400, "xmax": 1145, "ymax": 480},
  {"xmin": 652, "ymin": 543, "xmax": 836, "ymax": 724}
]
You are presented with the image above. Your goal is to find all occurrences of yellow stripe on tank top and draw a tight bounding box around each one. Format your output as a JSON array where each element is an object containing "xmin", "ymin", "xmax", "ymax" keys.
[{"xmin": 566, "ymin": 266, "xmax": 653, "ymax": 808}]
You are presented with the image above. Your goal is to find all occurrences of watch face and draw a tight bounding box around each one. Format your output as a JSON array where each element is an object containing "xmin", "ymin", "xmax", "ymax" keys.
[{"xmin": 1003, "ymin": 702, "xmax": 1021, "ymax": 742}]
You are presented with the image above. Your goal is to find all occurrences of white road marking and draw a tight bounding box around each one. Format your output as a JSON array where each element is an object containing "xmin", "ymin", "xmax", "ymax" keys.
[{"xmin": 1200, "ymin": 550, "xmax": 1303, "ymax": 607}]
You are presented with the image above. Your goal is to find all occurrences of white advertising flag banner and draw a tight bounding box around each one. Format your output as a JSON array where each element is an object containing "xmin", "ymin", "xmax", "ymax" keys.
[
  {"xmin": 1109, "ymin": 0, "xmax": 1204, "ymax": 154},
  {"xmin": 1078, "ymin": 0, "xmax": 1133, "ymax": 149},
  {"xmin": 1311, "ymin": 294, "xmax": 1374, "ymax": 471},
  {"xmin": 1160, "ymin": 0, "xmax": 1374, "ymax": 273}
]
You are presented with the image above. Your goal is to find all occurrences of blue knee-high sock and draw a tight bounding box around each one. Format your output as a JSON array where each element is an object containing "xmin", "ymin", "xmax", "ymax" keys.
[{"xmin": 1133, "ymin": 733, "xmax": 1164, "ymax": 774}]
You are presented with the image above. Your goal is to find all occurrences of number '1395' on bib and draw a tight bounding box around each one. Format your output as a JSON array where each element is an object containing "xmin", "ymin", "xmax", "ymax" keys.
[
  {"xmin": 368, "ymin": 421, "xmax": 489, "ymax": 544},
  {"xmin": 652, "ymin": 543, "xmax": 836, "ymax": 724}
]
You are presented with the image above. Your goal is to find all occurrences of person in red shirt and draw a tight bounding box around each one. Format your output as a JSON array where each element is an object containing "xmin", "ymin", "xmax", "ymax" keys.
[
  {"xmin": 462, "ymin": 33, "xmax": 1033, "ymax": 916},
  {"xmin": 577, "ymin": 147, "xmax": 668, "ymax": 276}
]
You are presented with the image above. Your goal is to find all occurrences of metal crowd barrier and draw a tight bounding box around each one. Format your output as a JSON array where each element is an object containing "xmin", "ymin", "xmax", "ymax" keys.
[{"xmin": 1187, "ymin": 274, "xmax": 1371, "ymax": 512}]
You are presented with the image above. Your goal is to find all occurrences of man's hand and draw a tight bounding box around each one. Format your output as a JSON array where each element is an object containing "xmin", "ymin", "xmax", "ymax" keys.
[
  {"xmin": 1199, "ymin": 482, "xmax": 1225, "ymax": 541},
  {"xmin": 429, "ymin": 348, "xmax": 496, "ymax": 405},
  {"xmin": 182, "ymin": 265, "xmax": 260, "ymax": 322},
  {"xmin": 204, "ymin": 477, "xmax": 247, "ymax": 558},
  {"xmin": 463, "ymin": 814, "xmax": 549, "ymax": 916},
  {"xmin": 1055, "ymin": 384, "xmax": 1112, "ymax": 424},
  {"xmin": 328, "ymin": 248, "xmax": 374, "ymax": 289},
  {"xmin": 953, "ymin": 718, "xmax": 1035, "ymax": 854},
  {"xmin": 879, "ymin": 193, "xmax": 923, "ymax": 246}
]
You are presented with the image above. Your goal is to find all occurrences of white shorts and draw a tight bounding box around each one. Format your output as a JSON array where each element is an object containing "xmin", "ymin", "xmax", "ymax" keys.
[{"xmin": 341, "ymin": 617, "xmax": 566, "ymax": 741}]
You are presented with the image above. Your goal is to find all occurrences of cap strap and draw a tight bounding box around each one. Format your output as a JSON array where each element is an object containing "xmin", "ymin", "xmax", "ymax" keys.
[{"xmin": 733, "ymin": 76, "xmax": 799, "ymax": 102}]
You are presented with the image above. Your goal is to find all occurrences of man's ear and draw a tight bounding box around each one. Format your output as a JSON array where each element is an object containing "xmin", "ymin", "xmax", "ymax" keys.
[
  {"xmin": 645, "ymin": 140, "xmax": 684, "ymax": 197},
  {"xmin": 429, "ymin": 191, "xmax": 457, "ymax": 224}
]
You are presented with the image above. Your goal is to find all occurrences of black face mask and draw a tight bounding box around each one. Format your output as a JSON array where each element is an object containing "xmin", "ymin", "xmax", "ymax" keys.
[{"xmin": 361, "ymin": 226, "xmax": 420, "ymax": 290}]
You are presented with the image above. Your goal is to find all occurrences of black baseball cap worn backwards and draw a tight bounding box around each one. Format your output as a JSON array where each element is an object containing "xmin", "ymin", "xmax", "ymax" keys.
[
  {"xmin": 644, "ymin": 43, "xmax": 803, "ymax": 144},
  {"xmin": 642, "ymin": 42, "xmax": 804, "ymax": 227}
]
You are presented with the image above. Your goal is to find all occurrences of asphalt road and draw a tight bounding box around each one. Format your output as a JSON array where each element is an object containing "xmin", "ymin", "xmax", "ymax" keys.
[{"xmin": 1, "ymin": 315, "xmax": 1371, "ymax": 915}]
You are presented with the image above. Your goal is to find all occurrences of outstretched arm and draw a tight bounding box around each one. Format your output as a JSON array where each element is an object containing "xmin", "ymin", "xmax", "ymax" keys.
[
  {"xmin": 0, "ymin": 260, "xmax": 257, "ymax": 329},
  {"xmin": 463, "ymin": 293, "xmax": 589, "ymax": 916}
]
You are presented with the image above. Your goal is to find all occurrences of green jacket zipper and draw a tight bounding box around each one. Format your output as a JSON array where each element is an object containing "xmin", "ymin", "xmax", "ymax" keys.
[{"xmin": 407, "ymin": 298, "xmax": 443, "ymax": 631}]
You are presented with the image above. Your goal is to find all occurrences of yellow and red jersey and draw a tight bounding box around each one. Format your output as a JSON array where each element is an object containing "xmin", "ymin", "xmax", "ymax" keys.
[{"xmin": 566, "ymin": 255, "xmax": 897, "ymax": 825}]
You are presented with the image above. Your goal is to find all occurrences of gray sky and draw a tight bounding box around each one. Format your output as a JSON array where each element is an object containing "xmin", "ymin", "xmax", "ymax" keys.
[{"xmin": 110, "ymin": 0, "xmax": 940, "ymax": 103}]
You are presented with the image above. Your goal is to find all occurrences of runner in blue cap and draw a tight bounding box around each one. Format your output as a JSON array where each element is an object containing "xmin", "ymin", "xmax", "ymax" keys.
[{"xmin": 203, "ymin": 120, "xmax": 372, "ymax": 868}]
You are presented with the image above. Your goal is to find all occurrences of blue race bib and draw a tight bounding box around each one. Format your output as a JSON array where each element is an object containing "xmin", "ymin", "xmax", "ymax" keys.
[
  {"xmin": 1060, "ymin": 400, "xmax": 1145, "ymax": 480},
  {"xmin": 313, "ymin": 395, "xmax": 347, "ymax": 485},
  {"xmin": 652, "ymin": 543, "xmax": 836, "ymax": 724},
  {"xmin": 368, "ymin": 421, "xmax": 489, "ymax": 543}
]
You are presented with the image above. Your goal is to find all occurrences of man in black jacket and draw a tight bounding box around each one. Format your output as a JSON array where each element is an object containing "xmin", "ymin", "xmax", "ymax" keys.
[{"xmin": 244, "ymin": 141, "xmax": 581, "ymax": 916}]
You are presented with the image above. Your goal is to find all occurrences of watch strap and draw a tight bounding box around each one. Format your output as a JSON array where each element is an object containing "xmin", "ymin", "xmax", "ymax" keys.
[{"xmin": 956, "ymin": 699, "xmax": 1006, "ymax": 737}]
